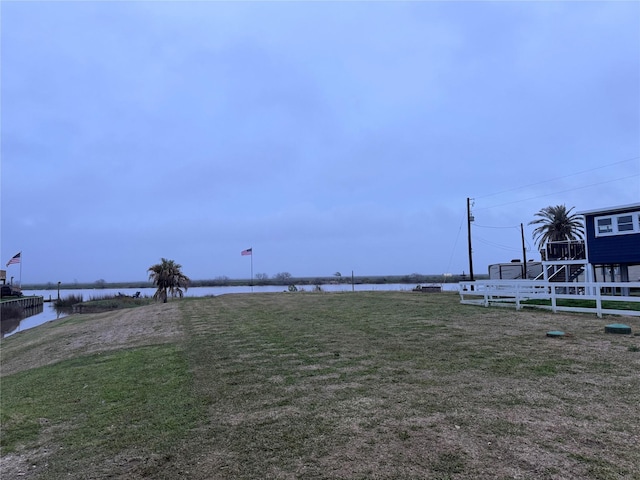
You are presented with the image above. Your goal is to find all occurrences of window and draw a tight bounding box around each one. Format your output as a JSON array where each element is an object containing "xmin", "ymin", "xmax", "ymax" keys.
[
  {"xmin": 595, "ymin": 211, "xmax": 640, "ymax": 237},
  {"xmin": 597, "ymin": 218, "xmax": 613, "ymax": 234},
  {"xmin": 617, "ymin": 215, "xmax": 634, "ymax": 232}
]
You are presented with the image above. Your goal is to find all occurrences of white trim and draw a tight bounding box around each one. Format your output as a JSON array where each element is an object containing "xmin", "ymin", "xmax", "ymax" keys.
[
  {"xmin": 594, "ymin": 211, "xmax": 640, "ymax": 237},
  {"xmin": 577, "ymin": 203, "xmax": 640, "ymax": 216}
]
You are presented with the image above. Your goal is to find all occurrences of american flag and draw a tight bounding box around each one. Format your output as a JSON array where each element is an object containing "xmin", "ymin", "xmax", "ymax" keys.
[
  {"xmin": 6, "ymin": 252, "xmax": 21, "ymax": 266},
  {"xmin": 241, "ymin": 248, "xmax": 252, "ymax": 256}
]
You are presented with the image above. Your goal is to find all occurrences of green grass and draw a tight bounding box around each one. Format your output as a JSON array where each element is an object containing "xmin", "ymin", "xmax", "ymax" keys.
[
  {"xmin": 523, "ymin": 297, "xmax": 640, "ymax": 311},
  {"xmin": 1, "ymin": 346, "xmax": 201, "ymax": 477},
  {"xmin": 77, "ymin": 296, "xmax": 153, "ymax": 312},
  {"xmin": 54, "ymin": 293, "xmax": 153, "ymax": 314},
  {"xmin": 1, "ymin": 292, "xmax": 639, "ymax": 479}
]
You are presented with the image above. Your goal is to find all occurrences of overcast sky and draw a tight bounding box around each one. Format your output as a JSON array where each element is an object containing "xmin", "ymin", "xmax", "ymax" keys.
[{"xmin": 2, "ymin": 1, "xmax": 639, "ymax": 285}]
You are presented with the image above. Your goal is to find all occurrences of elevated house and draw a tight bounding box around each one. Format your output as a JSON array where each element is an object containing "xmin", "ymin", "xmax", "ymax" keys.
[
  {"xmin": 488, "ymin": 203, "xmax": 640, "ymax": 287},
  {"xmin": 579, "ymin": 203, "xmax": 640, "ymax": 285},
  {"xmin": 535, "ymin": 203, "xmax": 639, "ymax": 295}
]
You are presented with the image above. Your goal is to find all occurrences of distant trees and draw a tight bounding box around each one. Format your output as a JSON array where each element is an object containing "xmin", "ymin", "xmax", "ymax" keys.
[
  {"xmin": 270, "ymin": 272, "xmax": 292, "ymax": 285},
  {"xmin": 529, "ymin": 205, "xmax": 584, "ymax": 250},
  {"xmin": 400, "ymin": 273, "xmax": 427, "ymax": 284},
  {"xmin": 95, "ymin": 279, "xmax": 106, "ymax": 288},
  {"xmin": 148, "ymin": 258, "xmax": 190, "ymax": 303},
  {"xmin": 273, "ymin": 272, "xmax": 291, "ymax": 282}
]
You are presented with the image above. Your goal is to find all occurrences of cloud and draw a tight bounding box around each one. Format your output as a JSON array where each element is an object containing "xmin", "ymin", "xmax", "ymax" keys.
[{"xmin": 2, "ymin": 1, "xmax": 638, "ymax": 283}]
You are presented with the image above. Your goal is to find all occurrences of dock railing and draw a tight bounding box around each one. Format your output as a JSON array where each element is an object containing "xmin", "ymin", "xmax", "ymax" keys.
[{"xmin": 459, "ymin": 280, "xmax": 640, "ymax": 318}]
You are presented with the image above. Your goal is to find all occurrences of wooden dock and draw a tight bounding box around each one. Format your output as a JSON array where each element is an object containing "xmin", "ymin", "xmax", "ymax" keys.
[
  {"xmin": 1, "ymin": 296, "xmax": 45, "ymax": 336},
  {"xmin": 1, "ymin": 296, "xmax": 44, "ymax": 316}
]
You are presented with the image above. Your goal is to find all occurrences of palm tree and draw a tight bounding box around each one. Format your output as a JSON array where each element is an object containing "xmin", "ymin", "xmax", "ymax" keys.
[
  {"xmin": 148, "ymin": 258, "xmax": 190, "ymax": 303},
  {"xmin": 529, "ymin": 204, "xmax": 585, "ymax": 250}
]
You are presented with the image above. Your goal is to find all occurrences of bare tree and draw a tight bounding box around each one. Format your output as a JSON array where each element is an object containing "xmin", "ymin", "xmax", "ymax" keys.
[{"xmin": 274, "ymin": 272, "xmax": 292, "ymax": 284}]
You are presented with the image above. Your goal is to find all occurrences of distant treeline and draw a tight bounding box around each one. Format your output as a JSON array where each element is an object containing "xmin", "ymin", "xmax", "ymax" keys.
[{"xmin": 23, "ymin": 273, "xmax": 487, "ymax": 291}]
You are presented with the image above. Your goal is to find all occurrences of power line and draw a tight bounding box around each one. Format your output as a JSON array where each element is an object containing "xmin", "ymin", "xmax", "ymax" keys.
[
  {"xmin": 475, "ymin": 235, "xmax": 527, "ymax": 253},
  {"xmin": 474, "ymin": 156, "xmax": 639, "ymax": 200},
  {"xmin": 445, "ymin": 213, "xmax": 465, "ymax": 274},
  {"xmin": 473, "ymin": 224, "xmax": 519, "ymax": 229},
  {"xmin": 476, "ymin": 173, "xmax": 640, "ymax": 211}
]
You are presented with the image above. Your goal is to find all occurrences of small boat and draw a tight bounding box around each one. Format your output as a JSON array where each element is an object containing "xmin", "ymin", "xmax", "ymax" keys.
[{"xmin": 412, "ymin": 284, "xmax": 442, "ymax": 293}]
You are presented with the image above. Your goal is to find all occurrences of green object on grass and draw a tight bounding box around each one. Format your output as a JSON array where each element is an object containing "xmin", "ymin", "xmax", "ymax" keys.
[
  {"xmin": 546, "ymin": 331, "xmax": 565, "ymax": 338},
  {"xmin": 604, "ymin": 324, "xmax": 632, "ymax": 334}
]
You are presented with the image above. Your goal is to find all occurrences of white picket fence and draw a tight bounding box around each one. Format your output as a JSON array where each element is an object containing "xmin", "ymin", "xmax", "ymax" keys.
[{"xmin": 459, "ymin": 280, "xmax": 640, "ymax": 318}]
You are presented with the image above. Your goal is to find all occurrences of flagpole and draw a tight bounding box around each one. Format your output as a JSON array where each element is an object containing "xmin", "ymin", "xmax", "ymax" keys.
[
  {"xmin": 242, "ymin": 248, "xmax": 254, "ymax": 292},
  {"xmin": 19, "ymin": 251, "xmax": 22, "ymax": 287}
]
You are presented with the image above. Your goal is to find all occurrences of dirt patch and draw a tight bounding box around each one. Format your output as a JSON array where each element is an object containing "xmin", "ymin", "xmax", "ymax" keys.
[
  {"xmin": 1, "ymin": 302, "xmax": 184, "ymax": 376},
  {"xmin": 0, "ymin": 417, "xmax": 68, "ymax": 479},
  {"xmin": 0, "ymin": 448, "xmax": 49, "ymax": 479}
]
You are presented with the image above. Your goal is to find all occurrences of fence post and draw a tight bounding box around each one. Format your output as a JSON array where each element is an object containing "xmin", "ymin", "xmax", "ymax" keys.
[
  {"xmin": 484, "ymin": 283, "xmax": 489, "ymax": 307},
  {"xmin": 595, "ymin": 282, "xmax": 603, "ymax": 318}
]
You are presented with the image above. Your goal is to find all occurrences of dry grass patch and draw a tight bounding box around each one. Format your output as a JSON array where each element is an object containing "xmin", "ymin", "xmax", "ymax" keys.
[
  {"xmin": 175, "ymin": 292, "xmax": 640, "ymax": 479},
  {"xmin": 1, "ymin": 302, "xmax": 184, "ymax": 376},
  {"xmin": 2, "ymin": 292, "xmax": 640, "ymax": 479}
]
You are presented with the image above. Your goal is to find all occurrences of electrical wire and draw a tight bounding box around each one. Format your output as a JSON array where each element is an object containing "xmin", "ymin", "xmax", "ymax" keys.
[
  {"xmin": 475, "ymin": 173, "xmax": 640, "ymax": 211},
  {"xmin": 474, "ymin": 156, "xmax": 639, "ymax": 200},
  {"xmin": 475, "ymin": 234, "xmax": 528, "ymax": 253},
  {"xmin": 445, "ymin": 213, "xmax": 465, "ymax": 274},
  {"xmin": 457, "ymin": 157, "xmax": 638, "ymax": 270},
  {"xmin": 473, "ymin": 224, "xmax": 519, "ymax": 229}
]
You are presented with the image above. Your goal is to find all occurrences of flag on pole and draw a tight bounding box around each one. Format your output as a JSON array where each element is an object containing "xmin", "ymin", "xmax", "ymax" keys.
[
  {"xmin": 6, "ymin": 252, "xmax": 21, "ymax": 266},
  {"xmin": 241, "ymin": 248, "xmax": 253, "ymax": 256}
]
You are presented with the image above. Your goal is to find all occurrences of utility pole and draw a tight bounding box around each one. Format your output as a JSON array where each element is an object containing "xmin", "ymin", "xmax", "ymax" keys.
[
  {"xmin": 467, "ymin": 198, "xmax": 474, "ymax": 282},
  {"xmin": 521, "ymin": 223, "xmax": 528, "ymax": 279}
]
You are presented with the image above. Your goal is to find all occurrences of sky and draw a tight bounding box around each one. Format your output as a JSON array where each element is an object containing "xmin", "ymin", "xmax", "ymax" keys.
[{"xmin": 1, "ymin": 1, "xmax": 639, "ymax": 285}]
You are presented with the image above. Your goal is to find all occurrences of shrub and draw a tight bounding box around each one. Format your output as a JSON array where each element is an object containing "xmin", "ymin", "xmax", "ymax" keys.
[{"xmin": 55, "ymin": 294, "xmax": 83, "ymax": 308}]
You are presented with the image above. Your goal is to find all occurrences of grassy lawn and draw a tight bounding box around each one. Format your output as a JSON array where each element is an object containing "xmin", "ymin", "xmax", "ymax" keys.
[
  {"xmin": 1, "ymin": 292, "xmax": 639, "ymax": 479},
  {"xmin": 522, "ymin": 298, "xmax": 640, "ymax": 312}
]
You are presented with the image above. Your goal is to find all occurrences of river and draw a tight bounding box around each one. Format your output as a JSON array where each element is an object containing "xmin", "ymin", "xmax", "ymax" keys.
[{"xmin": 3, "ymin": 283, "xmax": 460, "ymax": 338}]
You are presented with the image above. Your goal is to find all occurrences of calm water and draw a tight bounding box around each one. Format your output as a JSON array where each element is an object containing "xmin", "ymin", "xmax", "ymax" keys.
[{"xmin": 3, "ymin": 283, "xmax": 460, "ymax": 338}]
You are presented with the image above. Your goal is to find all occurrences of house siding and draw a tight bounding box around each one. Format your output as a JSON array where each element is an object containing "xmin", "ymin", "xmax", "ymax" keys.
[{"xmin": 584, "ymin": 206, "xmax": 640, "ymax": 264}]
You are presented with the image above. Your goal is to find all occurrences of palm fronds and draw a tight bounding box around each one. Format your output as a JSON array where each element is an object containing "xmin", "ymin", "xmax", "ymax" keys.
[
  {"xmin": 528, "ymin": 204, "xmax": 585, "ymax": 249},
  {"xmin": 148, "ymin": 258, "xmax": 190, "ymax": 303}
]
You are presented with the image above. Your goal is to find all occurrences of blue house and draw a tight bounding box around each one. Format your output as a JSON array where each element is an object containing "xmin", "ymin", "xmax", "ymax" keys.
[{"xmin": 578, "ymin": 203, "xmax": 640, "ymax": 282}]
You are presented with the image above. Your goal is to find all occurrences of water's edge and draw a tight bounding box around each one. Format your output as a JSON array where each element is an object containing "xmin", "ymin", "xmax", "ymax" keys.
[{"xmin": 3, "ymin": 283, "xmax": 459, "ymax": 337}]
